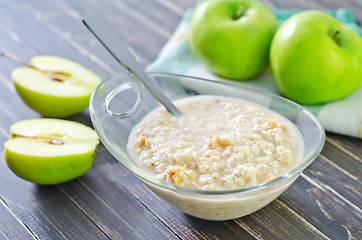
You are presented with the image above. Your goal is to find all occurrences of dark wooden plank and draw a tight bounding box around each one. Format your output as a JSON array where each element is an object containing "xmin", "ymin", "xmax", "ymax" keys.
[
  {"xmin": 0, "ymin": 103, "xmax": 29, "ymax": 141},
  {"xmin": 0, "ymin": 0, "xmax": 109, "ymax": 80},
  {"xmin": 0, "ymin": 197, "xmax": 36, "ymax": 240},
  {"xmin": 56, "ymin": 150, "xmax": 180, "ymax": 240},
  {"xmin": 0, "ymin": 79, "xmax": 38, "ymax": 143},
  {"xmin": 27, "ymin": 0, "xmax": 195, "ymax": 65},
  {"xmin": 16, "ymin": 0, "xmax": 167, "ymax": 66},
  {"xmin": 321, "ymin": 141, "xmax": 362, "ymax": 178},
  {"xmin": 9, "ymin": 0, "xmax": 118, "ymax": 76},
  {"xmin": 165, "ymin": 0, "xmax": 196, "ymax": 11},
  {"xmin": 0, "ymin": 1, "xmax": 106, "ymax": 123},
  {"xmin": 0, "ymin": 153, "xmax": 109, "ymax": 240},
  {"xmin": 0, "ymin": 102, "xmax": 179, "ymax": 239},
  {"xmin": 0, "ymin": 2, "xmax": 180, "ymax": 239},
  {"xmin": 153, "ymin": 0, "xmax": 188, "ymax": 16},
  {"xmin": 103, "ymin": 0, "xmax": 185, "ymax": 35},
  {"xmin": 0, "ymin": 63, "xmax": 39, "ymax": 122},
  {"xmin": 326, "ymin": 133, "xmax": 362, "ymax": 162},
  {"xmin": 279, "ymin": 171, "xmax": 362, "ymax": 240},
  {"xmin": 233, "ymin": 199, "xmax": 329, "ymax": 240},
  {"xmin": 0, "ymin": 89, "xmax": 179, "ymax": 239},
  {"xmin": 308, "ymin": 153, "xmax": 362, "ymax": 209},
  {"xmin": 0, "ymin": 107, "xmax": 110, "ymax": 240},
  {"xmin": 12, "ymin": 0, "xmax": 191, "ymax": 75}
]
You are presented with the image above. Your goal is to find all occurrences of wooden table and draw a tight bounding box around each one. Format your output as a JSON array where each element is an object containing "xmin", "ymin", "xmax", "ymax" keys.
[{"xmin": 0, "ymin": 0, "xmax": 361, "ymax": 239}]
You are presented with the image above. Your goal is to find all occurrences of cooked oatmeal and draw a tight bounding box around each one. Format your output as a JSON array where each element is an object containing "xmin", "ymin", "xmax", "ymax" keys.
[{"xmin": 127, "ymin": 96, "xmax": 302, "ymax": 190}]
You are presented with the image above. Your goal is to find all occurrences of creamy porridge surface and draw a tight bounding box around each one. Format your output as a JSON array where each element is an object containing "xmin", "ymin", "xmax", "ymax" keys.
[{"xmin": 127, "ymin": 96, "xmax": 302, "ymax": 190}]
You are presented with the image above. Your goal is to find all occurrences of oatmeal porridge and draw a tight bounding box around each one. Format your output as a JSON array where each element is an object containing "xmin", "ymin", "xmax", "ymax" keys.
[{"xmin": 127, "ymin": 95, "xmax": 302, "ymax": 190}]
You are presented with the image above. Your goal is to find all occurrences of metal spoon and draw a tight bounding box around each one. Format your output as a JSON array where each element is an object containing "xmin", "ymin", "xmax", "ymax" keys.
[{"xmin": 83, "ymin": 14, "xmax": 181, "ymax": 116}]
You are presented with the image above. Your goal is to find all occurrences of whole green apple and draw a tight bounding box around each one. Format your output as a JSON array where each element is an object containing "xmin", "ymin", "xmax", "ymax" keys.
[
  {"xmin": 12, "ymin": 55, "xmax": 101, "ymax": 117},
  {"xmin": 4, "ymin": 118, "xmax": 99, "ymax": 185},
  {"xmin": 270, "ymin": 10, "xmax": 362, "ymax": 104},
  {"xmin": 189, "ymin": 0, "xmax": 278, "ymax": 80}
]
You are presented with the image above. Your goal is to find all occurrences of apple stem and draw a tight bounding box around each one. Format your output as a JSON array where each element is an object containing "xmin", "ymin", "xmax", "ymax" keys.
[
  {"xmin": 330, "ymin": 29, "xmax": 341, "ymax": 44},
  {"xmin": 232, "ymin": 5, "xmax": 245, "ymax": 20},
  {"xmin": 0, "ymin": 51, "xmax": 72, "ymax": 81}
]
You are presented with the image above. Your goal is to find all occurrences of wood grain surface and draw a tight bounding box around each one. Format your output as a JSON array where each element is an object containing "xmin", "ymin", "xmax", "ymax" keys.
[{"xmin": 0, "ymin": 0, "xmax": 361, "ymax": 239}]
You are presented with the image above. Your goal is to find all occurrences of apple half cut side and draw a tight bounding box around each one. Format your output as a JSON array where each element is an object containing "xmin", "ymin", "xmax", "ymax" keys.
[
  {"xmin": 4, "ymin": 118, "xmax": 99, "ymax": 185},
  {"xmin": 12, "ymin": 56, "xmax": 102, "ymax": 118}
]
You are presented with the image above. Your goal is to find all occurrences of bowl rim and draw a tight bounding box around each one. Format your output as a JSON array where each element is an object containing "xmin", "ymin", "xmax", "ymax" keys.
[{"xmin": 90, "ymin": 72, "xmax": 326, "ymax": 195}]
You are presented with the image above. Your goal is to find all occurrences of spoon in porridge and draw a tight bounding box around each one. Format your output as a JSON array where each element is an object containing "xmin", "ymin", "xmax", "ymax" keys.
[{"xmin": 83, "ymin": 14, "xmax": 181, "ymax": 116}]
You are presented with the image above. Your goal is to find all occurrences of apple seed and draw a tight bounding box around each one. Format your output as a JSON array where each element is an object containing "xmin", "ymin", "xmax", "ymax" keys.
[{"xmin": 49, "ymin": 139, "xmax": 64, "ymax": 145}]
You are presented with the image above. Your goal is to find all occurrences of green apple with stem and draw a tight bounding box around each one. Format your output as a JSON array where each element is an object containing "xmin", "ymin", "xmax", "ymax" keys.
[
  {"xmin": 2, "ymin": 53, "xmax": 101, "ymax": 117},
  {"xmin": 4, "ymin": 118, "xmax": 99, "ymax": 185},
  {"xmin": 270, "ymin": 10, "xmax": 362, "ymax": 104},
  {"xmin": 189, "ymin": 0, "xmax": 278, "ymax": 80}
]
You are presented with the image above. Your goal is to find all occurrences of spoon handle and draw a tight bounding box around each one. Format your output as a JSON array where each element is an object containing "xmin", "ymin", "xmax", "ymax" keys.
[{"xmin": 83, "ymin": 14, "xmax": 181, "ymax": 116}]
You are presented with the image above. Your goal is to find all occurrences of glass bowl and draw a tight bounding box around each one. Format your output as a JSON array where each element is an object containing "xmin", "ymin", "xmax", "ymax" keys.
[{"xmin": 89, "ymin": 73, "xmax": 325, "ymax": 221}]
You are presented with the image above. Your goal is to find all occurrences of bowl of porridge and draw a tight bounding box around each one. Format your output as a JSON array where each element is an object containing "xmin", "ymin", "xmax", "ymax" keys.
[{"xmin": 89, "ymin": 73, "xmax": 325, "ymax": 220}]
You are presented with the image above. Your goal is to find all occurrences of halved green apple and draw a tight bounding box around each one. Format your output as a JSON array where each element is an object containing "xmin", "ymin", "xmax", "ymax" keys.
[
  {"xmin": 4, "ymin": 118, "xmax": 99, "ymax": 185},
  {"xmin": 11, "ymin": 55, "xmax": 101, "ymax": 117}
]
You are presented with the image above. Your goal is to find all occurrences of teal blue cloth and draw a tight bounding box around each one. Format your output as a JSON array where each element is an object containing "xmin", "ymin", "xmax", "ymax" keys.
[{"xmin": 273, "ymin": 8, "xmax": 362, "ymax": 35}]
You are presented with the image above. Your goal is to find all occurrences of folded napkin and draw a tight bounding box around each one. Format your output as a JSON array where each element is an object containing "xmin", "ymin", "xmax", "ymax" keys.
[{"xmin": 147, "ymin": 7, "xmax": 362, "ymax": 139}]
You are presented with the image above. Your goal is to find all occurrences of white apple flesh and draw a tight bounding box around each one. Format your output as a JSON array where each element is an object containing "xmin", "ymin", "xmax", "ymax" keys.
[
  {"xmin": 12, "ymin": 56, "xmax": 101, "ymax": 117},
  {"xmin": 4, "ymin": 118, "xmax": 99, "ymax": 185}
]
